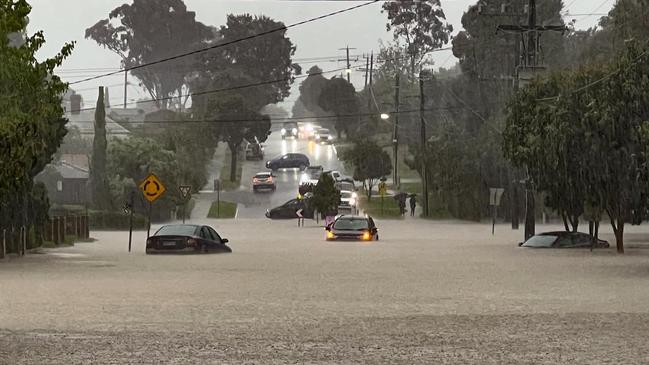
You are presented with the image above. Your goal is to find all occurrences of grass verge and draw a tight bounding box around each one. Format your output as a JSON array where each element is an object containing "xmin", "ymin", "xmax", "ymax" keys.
[
  {"xmin": 208, "ymin": 201, "xmax": 237, "ymax": 219},
  {"xmin": 358, "ymin": 195, "xmax": 403, "ymax": 218}
]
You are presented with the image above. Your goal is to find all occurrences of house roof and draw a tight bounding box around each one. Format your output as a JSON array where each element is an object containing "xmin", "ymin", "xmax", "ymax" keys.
[
  {"xmin": 55, "ymin": 161, "xmax": 89, "ymax": 180},
  {"xmin": 65, "ymin": 109, "xmax": 131, "ymax": 137}
]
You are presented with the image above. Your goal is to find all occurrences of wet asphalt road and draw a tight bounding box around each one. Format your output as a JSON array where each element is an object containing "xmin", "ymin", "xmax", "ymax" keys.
[
  {"xmin": 2, "ymin": 219, "xmax": 649, "ymax": 364},
  {"xmin": 234, "ymin": 127, "xmax": 346, "ymax": 219}
]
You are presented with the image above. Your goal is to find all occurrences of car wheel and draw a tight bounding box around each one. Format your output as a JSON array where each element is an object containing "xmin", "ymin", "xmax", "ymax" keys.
[{"xmin": 375, "ymin": 234, "xmax": 379, "ymax": 241}]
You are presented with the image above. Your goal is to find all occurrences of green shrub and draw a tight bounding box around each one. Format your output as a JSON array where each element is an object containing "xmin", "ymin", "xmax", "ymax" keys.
[
  {"xmin": 207, "ymin": 201, "xmax": 237, "ymax": 219},
  {"xmin": 88, "ymin": 210, "xmax": 147, "ymax": 230}
]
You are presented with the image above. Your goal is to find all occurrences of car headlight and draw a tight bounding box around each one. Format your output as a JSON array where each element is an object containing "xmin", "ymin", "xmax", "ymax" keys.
[
  {"xmin": 351, "ymin": 192, "xmax": 358, "ymax": 199},
  {"xmin": 315, "ymin": 135, "xmax": 320, "ymax": 140},
  {"xmin": 328, "ymin": 135, "xmax": 333, "ymax": 140},
  {"xmin": 292, "ymin": 128, "xmax": 298, "ymax": 134},
  {"xmin": 349, "ymin": 198, "xmax": 356, "ymax": 206},
  {"xmin": 327, "ymin": 231, "xmax": 335, "ymax": 239},
  {"xmin": 362, "ymin": 231, "xmax": 371, "ymax": 241},
  {"xmin": 281, "ymin": 128, "xmax": 286, "ymax": 135}
]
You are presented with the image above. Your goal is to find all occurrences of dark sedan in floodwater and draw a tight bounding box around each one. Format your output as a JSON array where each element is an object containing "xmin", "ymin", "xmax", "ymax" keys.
[
  {"xmin": 146, "ymin": 224, "xmax": 232, "ymax": 254},
  {"xmin": 325, "ymin": 215, "xmax": 379, "ymax": 242},
  {"xmin": 519, "ymin": 231, "xmax": 609, "ymax": 248}
]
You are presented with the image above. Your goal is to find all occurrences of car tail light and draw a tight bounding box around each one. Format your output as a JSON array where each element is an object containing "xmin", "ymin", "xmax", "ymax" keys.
[
  {"xmin": 186, "ymin": 238, "xmax": 198, "ymax": 247},
  {"xmin": 362, "ymin": 231, "xmax": 371, "ymax": 241}
]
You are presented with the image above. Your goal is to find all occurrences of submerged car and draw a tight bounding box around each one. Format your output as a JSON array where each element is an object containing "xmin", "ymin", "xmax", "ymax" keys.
[
  {"xmin": 252, "ymin": 171, "xmax": 276, "ymax": 192},
  {"xmin": 339, "ymin": 190, "xmax": 358, "ymax": 208},
  {"xmin": 266, "ymin": 197, "xmax": 315, "ymax": 219},
  {"xmin": 146, "ymin": 224, "xmax": 231, "ymax": 254},
  {"xmin": 266, "ymin": 153, "xmax": 310, "ymax": 171},
  {"xmin": 325, "ymin": 215, "xmax": 379, "ymax": 241},
  {"xmin": 519, "ymin": 231, "xmax": 609, "ymax": 248}
]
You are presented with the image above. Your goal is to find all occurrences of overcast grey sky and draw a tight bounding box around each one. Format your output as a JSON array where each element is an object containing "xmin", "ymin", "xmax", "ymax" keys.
[{"xmin": 27, "ymin": 0, "xmax": 615, "ymax": 112}]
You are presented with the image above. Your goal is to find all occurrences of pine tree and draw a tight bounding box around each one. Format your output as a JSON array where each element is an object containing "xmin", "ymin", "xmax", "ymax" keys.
[{"xmin": 89, "ymin": 87, "xmax": 112, "ymax": 210}]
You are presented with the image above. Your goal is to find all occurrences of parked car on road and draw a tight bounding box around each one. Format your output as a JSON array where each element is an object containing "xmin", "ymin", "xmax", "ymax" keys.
[
  {"xmin": 146, "ymin": 224, "xmax": 231, "ymax": 254},
  {"xmin": 281, "ymin": 122, "xmax": 299, "ymax": 140},
  {"xmin": 266, "ymin": 153, "xmax": 310, "ymax": 171},
  {"xmin": 325, "ymin": 215, "xmax": 379, "ymax": 241},
  {"xmin": 245, "ymin": 142, "xmax": 264, "ymax": 161},
  {"xmin": 266, "ymin": 197, "xmax": 314, "ymax": 219},
  {"xmin": 252, "ymin": 171, "xmax": 276, "ymax": 192},
  {"xmin": 519, "ymin": 231, "xmax": 609, "ymax": 248}
]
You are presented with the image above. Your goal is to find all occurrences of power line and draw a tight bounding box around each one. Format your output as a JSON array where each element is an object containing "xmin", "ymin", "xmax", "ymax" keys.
[
  {"xmin": 65, "ymin": 106, "xmax": 480, "ymax": 126},
  {"xmin": 536, "ymin": 47, "xmax": 649, "ymax": 102},
  {"xmin": 69, "ymin": 0, "xmax": 380, "ymax": 86},
  {"xmin": 66, "ymin": 61, "xmax": 369, "ymax": 113}
]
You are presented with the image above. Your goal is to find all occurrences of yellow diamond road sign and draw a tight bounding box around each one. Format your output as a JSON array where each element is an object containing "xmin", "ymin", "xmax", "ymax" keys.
[{"xmin": 139, "ymin": 173, "xmax": 166, "ymax": 203}]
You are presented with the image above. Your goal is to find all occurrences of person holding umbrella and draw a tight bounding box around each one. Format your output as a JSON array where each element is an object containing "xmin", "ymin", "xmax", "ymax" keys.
[{"xmin": 409, "ymin": 194, "xmax": 417, "ymax": 217}]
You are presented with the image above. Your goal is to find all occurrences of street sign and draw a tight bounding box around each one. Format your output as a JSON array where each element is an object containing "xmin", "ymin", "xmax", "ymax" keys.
[
  {"xmin": 378, "ymin": 182, "xmax": 387, "ymax": 197},
  {"xmin": 296, "ymin": 209, "xmax": 304, "ymax": 218},
  {"xmin": 122, "ymin": 202, "xmax": 131, "ymax": 215},
  {"xmin": 179, "ymin": 185, "xmax": 192, "ymax": 200},
  {"xmin": 139, "ymin": 173, "xmax": 166, "ymax": 203},
  {"xmin": 489, "ymin": 188, "xmax": 505, "ymax": 206}
]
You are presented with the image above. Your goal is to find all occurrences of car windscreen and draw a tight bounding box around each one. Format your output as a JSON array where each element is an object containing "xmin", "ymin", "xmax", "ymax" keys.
[
  {"xmin": 155, "ymin": 225, "xmax": 197, "ymax": 236},
  {"xmin": 340, "ymin": 191, "xmax": 353, "ymax": 199},
  {"xmin": 333, "ymin": 218, "xmax": 368, "ymax": 231},
  {"xmin": 255, "ymin": 174, "xmax": 270, "ymax": 179},
  {"xmin": 522, "ymin": 235, "xmax": 557, "ymax": 247}
]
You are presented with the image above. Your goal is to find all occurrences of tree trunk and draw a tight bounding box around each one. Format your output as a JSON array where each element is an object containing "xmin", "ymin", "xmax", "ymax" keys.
[
  {"xmin": 561, "ymin": 212, "xmax": 570, "ymax": 232},
  {"xmin": 367, "ymin": 179, "xmax": 374, "ymax": 200},
  {"xmin": 569, "ymin": 214, "xmax": 579, "ymax": 232},
  {"xmin": 610, "ymin": 217, "xmax": 625, "ymax": 254},
  {"xmin": 228, "ymin": 143, "xmax": 239, "ymax": 183}
]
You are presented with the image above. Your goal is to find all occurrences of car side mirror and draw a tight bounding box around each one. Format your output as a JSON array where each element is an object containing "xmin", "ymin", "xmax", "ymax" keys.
[{"xmin": 223, "ymin": 238, "xmax": 229, "ymax": 244}]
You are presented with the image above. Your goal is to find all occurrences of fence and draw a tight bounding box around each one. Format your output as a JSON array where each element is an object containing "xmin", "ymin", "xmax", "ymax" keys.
[{"xmin": 0, "ymin": 214, "xmax": 89, "ymax": 259}]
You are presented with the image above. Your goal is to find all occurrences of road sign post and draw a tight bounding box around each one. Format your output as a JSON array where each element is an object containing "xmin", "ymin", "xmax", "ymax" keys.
[
  {"xmin": 124, "ymin": 191, "xmax": 134, "ymax": 252},
  {"xmin": 379, "ymin": 182, "xmax": 387, "ymax": 215},
  {"xmin": 139, "ymin": 174, "xmax": 166, "ymax": 239},
  {"xmin": 179, "ymin": 185, "xmax": 192, "ymax": 224},
  {"xmin": 490, "ymin": 188, "xmax": 505, "ymax": 235},
  {"xmin": 215, "ymin": 179, "xmax": 221, "ymax": 219},
  {"xmin": 297, "ymin": 209, "xmax": 304, "ymax": 227}
]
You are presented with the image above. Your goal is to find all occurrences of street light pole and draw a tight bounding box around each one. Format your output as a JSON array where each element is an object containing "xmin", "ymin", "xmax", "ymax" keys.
[
  {"xmin": 419, "ymin": 72, "xmax": 429, "ymax": 217},
  {"xmin": 393, "ymin": 73, "xmax": 400, "ymax": 189}
]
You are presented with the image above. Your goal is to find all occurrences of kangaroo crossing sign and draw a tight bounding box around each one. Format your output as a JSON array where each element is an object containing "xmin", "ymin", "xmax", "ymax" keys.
[{"xmin": 139, "ymin": 174, "xmax": 166, "ymax": 203}]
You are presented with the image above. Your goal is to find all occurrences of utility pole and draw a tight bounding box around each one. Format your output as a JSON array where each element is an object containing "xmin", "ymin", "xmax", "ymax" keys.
[
  {"xmin": 419, "ymin": 72, "xmax": 429, "ymax": 217},
  {"xmin": 123, "ymin": 70, "xmax": 128, "ymax": 109},
  {"xmin": 338, "ymin": 46, "xmax": 357, "ymax": 83},
  {"xmin": 496, "ymin": 0, "xmax": 568, "ymax": 240},
  {"xmin": 392, "ymin": 73, "xmax": 400, "ymax": 189},
  {"xmin": 364, "ymin": 54, "xmax": 370, "ymax": 89}
]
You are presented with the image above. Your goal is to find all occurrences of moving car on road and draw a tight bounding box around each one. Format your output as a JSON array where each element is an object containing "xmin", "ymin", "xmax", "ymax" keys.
[
  {"xmin": 266, "ymin": 153, "xmax": 310, "ymax": 171},
  {"xmin": 266, "ymin": 197, "xmax": 314, "ymax": 219},
  {"xmin": 245, "ymin": 142, "xmax": 264, "ymax": 161},
  {"xmin": 146, "ymin": 224, "xmax": 231, "ymax": 254},
  {"xmin": 339, "ymin": 190, "xmax": 358, "ymax": 208},
  {"xmin": 300, "ymin": 165, "xmax": 324, "ymax": 186},
  {"xmin": 326, "ymin": 170, "xmax": 354, "ymax": 183},
  {"xmin": 325, "ymin": 215, "xmax": 379, "ymax": 241},
  {"xmin": 281, "ymin": 122, "xmax": 299, "ymax": 140},
  {"xmin": 519, "ymin": 231, "xmax": 609, "ymax": 248},
  {"xmin": 252, "ymin": 171, "xmax": 276, "ymax": 192},
  {"xmin": 314, "ymin": 128, "xmax": 334, "ymax": 144}
]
